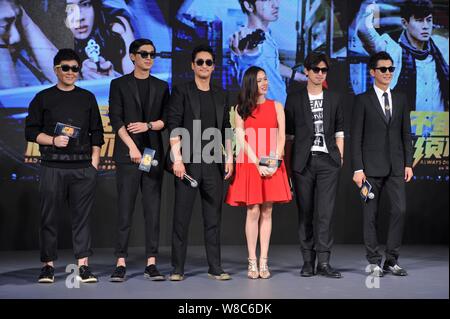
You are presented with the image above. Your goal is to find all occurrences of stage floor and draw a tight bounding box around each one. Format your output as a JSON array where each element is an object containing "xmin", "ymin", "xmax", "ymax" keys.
[{"xmin": 0, "ymin": 245, "xmax": 448, "ymax": 299}]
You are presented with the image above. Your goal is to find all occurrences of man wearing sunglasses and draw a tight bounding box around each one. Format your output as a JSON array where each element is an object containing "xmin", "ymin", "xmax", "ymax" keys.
[
  {"xmin": 167, "ymin": 44, "xmax": 233, "ymax": 281},
  {"xmin": 108, "ymin": 38, "xmax": 170, "ymax": 282},
  {"xmin": 351, "ymin": 51, "xmax": 413, "ymax": 277},
  {"xmin": 25, "ymin": 48, "xmax": 104, "ymax": 284},
  {"xmin": 285, "ymin": 51, "xmax": 344, "ymax": 279}
]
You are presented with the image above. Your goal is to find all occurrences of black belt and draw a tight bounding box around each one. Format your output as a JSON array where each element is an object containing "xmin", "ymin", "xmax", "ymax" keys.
[{"xmin": 311, "ymin": 151, "xmax": 327, "ymax": 156}]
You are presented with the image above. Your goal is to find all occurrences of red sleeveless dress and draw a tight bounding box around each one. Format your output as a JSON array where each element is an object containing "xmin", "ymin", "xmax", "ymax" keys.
[{"xmin": 226, "ymin": 99, "xmax": 292, "ymax": 206}]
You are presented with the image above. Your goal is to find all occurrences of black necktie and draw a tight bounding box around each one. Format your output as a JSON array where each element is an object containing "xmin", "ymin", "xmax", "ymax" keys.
[{"xmin": 383, "ymin": 92, "xmax": 391, "ymax": 123}]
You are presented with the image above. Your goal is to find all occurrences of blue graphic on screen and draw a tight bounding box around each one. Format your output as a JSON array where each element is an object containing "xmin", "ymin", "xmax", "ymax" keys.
[{"xmin": 0, "ymin": 0, "xmax": 447, "ymax": 182}]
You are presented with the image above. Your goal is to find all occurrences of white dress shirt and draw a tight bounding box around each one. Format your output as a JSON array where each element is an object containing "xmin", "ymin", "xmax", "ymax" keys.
[{"xmin": 373, "ymin": 84, "xmax": 393, "ymax": 117}]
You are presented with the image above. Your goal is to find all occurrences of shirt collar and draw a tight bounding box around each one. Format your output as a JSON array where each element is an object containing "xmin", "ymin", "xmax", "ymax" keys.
[{"xmin": 373, "ymin": 84, "xmax": 391, "ymax": 98}]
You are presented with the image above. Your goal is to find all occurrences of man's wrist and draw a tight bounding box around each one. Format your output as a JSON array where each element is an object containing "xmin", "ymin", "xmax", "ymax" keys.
[{"xmin": 147, "ymin": 122, "xmax": 153, "ymax": 131}]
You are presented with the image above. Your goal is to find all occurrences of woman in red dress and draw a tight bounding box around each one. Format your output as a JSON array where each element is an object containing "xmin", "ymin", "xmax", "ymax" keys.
[{"xmin": 226, "ymin": 66, "xmax": 292, "ymax": 279}]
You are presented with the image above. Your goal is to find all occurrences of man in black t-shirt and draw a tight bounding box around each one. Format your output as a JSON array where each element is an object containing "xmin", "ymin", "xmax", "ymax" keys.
[
  {"xmin": 25, "ymin": 48, "xmax": 104, "ymax": 284},
  {"xmin": 108, "ymin": 39, "xmax": 170, "ymax": 282},
  {"xmin": 167, "ymin": 45, "xmax": 234, "ymax": 281}
]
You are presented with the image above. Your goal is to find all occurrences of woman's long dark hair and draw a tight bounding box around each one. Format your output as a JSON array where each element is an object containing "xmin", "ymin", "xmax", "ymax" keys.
[
  {"xmin": 237, "ymin": 66, "xmax": 266, "ymax": 120},
  {"xmin": 73, "ymin": 0, "xmax": 132, "ymax": 74}
]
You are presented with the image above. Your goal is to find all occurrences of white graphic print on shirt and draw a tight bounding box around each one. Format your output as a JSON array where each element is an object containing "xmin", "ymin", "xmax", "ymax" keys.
[{"xmin": 309, "ymin": 93, "xmax": 328, "ymax": 153}]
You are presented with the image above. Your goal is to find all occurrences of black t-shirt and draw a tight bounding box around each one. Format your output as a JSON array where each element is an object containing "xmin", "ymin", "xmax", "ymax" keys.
[
  {"xmin": 135, "ymin": 77, "xmax": 151, "ymax": 146},
  {"xmin": 25, "ymin": 86, "xmax": 105, "ymax": 168},
  {"xmin": 198, "ymin": 89, "xmax": 218, "ymax": 161},
  {"xmin": 135, "ymin": 77, "xmax": 149, "ymax": 118}
]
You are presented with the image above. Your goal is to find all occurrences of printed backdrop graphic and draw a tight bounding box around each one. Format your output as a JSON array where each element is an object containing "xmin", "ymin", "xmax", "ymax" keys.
[{"xmin": 348, "ymin": 0, "xmax": 449, "ymax": 180}]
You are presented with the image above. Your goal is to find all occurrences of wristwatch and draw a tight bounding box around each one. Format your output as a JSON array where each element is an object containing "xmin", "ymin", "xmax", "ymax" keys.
[{"xmin": 147, "ymin": 122, "xmax": 153, "ymax": 130}]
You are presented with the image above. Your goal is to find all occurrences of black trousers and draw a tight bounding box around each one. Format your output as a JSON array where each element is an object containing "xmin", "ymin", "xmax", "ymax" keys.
[
  {"xmin": 171, "ymin": 163, "xmax": 223, "ymax": 275},
  {"xmin": 292, "ymin": 153, "xmax": 340, "ymax": 264},
  {"xmin": 39, "ymin": 165, "xmax": 97, "ymax": 262},
  {"xmin": 362, "ymin": 175, "xmax": 406, "ymax": 265},
  {"xmin": 114, "ymin": 164, "xmax": 162, "ymax": 259}
]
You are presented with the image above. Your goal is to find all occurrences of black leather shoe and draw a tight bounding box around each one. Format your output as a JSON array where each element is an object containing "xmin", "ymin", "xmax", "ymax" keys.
[
  {"xmin": 316, "ymin": 263, "xmax": 342, "ymax": 278},
  {"xmin": 383, "ymin": 263, "xmax": 408, "ymax": 276},
  {"xmin": 367, "ymin": 264, "xmax": 384, "ymax": 277},
  {"xmin": 300, "ymin": 262, "xmax": 315, "ymax": 277}
]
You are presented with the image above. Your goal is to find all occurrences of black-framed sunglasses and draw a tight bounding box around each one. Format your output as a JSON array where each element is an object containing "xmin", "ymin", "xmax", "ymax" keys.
[
  {"xmin": 55, "ymin": 64, "xmax": 80, "ymax": 73},
  {"xmin": 311, "ymin": 67, "xmax": 329, "ymax": 74},
  {"xmin": 375, "ymin": 66, "xmax": 396, "ymax": 73},
  {"xmin": 135, "ymin": 51, "xmax": 156, "ymax": 59},
  {"xmin": 195, "ymin": 59, "xmax": 214, "ymax": 67}
]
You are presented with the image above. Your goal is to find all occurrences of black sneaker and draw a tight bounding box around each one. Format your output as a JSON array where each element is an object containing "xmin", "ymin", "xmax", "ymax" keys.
[
  {"xmin": 38, "ymin": 265, "xmax": 54, "ymax": 283},
  {"xmin": 77, "ymin": 265, "xmax": 98, "ymax": 283},
  {"xmin": 110, "ymin": 266, "xmax": 126, "ymax": 282},
  {"xmin": 144, "ymin": 264, "xmax": 165, "ymax": 281}
]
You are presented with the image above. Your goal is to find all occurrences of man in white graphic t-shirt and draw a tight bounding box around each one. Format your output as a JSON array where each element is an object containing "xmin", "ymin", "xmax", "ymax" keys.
[{"xmin": 285, "ymin": 51, "xmax": 345, "ymax": 279}]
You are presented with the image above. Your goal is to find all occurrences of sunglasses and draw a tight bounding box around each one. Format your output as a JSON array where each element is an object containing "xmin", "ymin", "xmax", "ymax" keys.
[
  {"xmin": 375, "ymin": 66, "xmax": 396, "ymax": 73},
  {"xmin": 311, "ymin": 67, "xmax": 329, "ymax": 74},
  {"xmin": 55, "ymin": 64, "xmax": 80, "ymax": 73},
  {"xmin": 135, "ymin": 51, "xmax": 156, "ymax": 59},
  {"xmin": 195, "ymin": 59, "xmax": 214, "ymax": 67}
]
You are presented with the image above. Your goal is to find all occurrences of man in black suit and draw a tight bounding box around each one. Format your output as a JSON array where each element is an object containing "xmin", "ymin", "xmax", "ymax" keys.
[
  {"xmin": 351, "ymin": 51, "xmax": 413, "ymax": 277},
  {"xmin": 108, "ymin": 39, "xmax": 170, "ymax": 282},
  {"xmin": 167, "ymin": 44, "xmax": 234, "ymax": 281},
  {"xmin": 285, "ymin": 52, "xmax": 344, "ymax": 278}
]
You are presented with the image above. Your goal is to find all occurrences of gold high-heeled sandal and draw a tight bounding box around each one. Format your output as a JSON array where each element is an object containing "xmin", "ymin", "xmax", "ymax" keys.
[
  {"xmin": 259, "ymin": 257, "xmax": 271, "ymax": 279},
  {"xmin": 247, "ymin": 258, "xmax": 259, "ymax": 279}
]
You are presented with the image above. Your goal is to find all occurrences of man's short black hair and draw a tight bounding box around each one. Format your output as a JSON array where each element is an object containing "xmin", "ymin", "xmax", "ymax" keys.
[
  {"xmin": 304, "ymin": 51, "xmax": 331, "ymax": 70},
  {"xmin": 53, "ymin": 48, "xmax": 81, "ymax": 66},
  {"xmin": 191, "ymin": 44, "xmax": 215, "ymax": 63},
  {"xmin": 238, "ymin": 0, "xmax": 257, "ymax": 15},
  {"xmin": 368, "ymin": 51, "xmax": 394, "ymax": 70},
  {"xmin": 129, "ymin": 38, "xmax": 156, "ymax": 54},
  {"xmin": 401, "ymin": 0, "xmax": 433, "ymax": 20}
]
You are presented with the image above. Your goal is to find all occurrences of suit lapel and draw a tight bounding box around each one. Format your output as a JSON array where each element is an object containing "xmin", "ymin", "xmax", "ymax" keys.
[
  {"xmin": 323, "ymin": 90, "xmax": 331, "ymax": 133},
  {"xmin": 127, "ymin": 74, "xmax": 142, "ymax": 111},
  {"xmin": 369, "ymin": 88, "xmax": 388, "ymax": 126},
  {"xmin": 144, "ymin": 76, "xmax": 155, "ymax": 121},
  {"xmin": 212, "ymin": 86, "xmax": 224, "ymax": 129},
  {"xmin": 302, "ymin": 90, "xmax": 314, "ymax": 133},
  {"xmin": 390, "ymin": 90, "xmax": 399, "ymax": 125},
  {"xmin": 187, "ymin": 81, "xmax": 201, "ymax": 119}
]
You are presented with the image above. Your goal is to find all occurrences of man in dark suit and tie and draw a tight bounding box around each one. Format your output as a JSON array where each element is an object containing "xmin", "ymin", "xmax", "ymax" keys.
[
  {"xmin": 167, "ymin": 44, "xmax": 234, "ymax": 281},
  {"xmin": 108, "ymin": 38, "xmax": 170, "ymax": 282},
  {"xmin": 351, "ymin": 51, "xmax": 414, "ymax": 277},
  {"xmin": 285, "ymin": 52, "xmax": 345, "ymax": 278}
]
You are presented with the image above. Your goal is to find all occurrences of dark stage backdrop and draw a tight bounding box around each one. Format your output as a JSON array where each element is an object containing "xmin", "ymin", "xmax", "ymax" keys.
[{"xmin": 0, "ymin": 0, "xmax": 448, "ymax": 251}]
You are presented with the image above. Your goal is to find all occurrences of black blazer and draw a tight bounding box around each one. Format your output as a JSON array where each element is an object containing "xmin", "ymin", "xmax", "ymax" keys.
[
  {"xmin": 350, "ymin": 88, "xmax": 413, "ymax": 177},
  {"xmin": 285, "ymin": 88, "xmax": 344, "ymax": 174},
  {"xmin": 166, "ymin": 81, "xmax": 231, "ymax": 176},
  {"xmin": 109, "ymin": 73, "xmax": 170, "ymax": 168}
]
